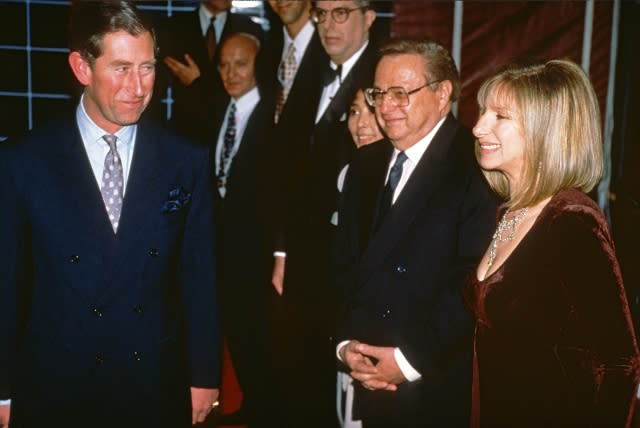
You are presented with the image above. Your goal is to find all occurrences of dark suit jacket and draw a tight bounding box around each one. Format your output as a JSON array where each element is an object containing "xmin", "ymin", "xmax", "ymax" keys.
[
  {"xmin": 0, "ymin": 115, "xmax": 220, "ymax": 428},
  {"xmin": 336, "ymin": 114, "xmax": 497, "ymax": 427},
  {"xmin": 280, "ymin": 42, "xmax": 377, "ymax": 324},
  {"xmin": 212, "ymin": 93, "xmax": 273, "ymax": 317},
  {"xmin": 154, "ymin": 9, "xmax": 264, "ymax": 144}
]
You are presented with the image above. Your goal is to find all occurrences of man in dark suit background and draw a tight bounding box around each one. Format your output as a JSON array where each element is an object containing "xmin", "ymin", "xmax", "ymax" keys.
[
  {"xmin": 0, "ymin": 2, "xmax": 220, "ymax": 427},
  {"xmin": 211, "ymin": 32, "xmax": 275, "ymax": 428},
  {"xmin": 268, "ymin": 1, "xmax": 378, "ymax": 426},
  {"xmin": 335, "ymin": 38, "xmax": 497, "ymax": 427},
  {"xmin": 155, "ymin": 0, "xmax": 263, "ymax": 143}
]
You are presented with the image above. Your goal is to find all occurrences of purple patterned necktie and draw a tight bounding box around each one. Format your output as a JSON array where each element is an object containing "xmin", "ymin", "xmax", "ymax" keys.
[{"xmin": 101, "ymin": 134, "xmax": 124, "ymax": 232}]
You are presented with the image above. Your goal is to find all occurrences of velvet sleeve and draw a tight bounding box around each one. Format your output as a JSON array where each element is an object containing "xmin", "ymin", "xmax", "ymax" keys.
[{"xmin": 550, "ymin": 203, "xmax": 640, "ymax": 426}]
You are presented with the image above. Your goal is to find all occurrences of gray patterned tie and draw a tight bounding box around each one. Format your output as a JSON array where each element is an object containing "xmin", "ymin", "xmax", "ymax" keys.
[{"xmin": 101, "ymin": 134, "xmax": 124, "ymax": 232}]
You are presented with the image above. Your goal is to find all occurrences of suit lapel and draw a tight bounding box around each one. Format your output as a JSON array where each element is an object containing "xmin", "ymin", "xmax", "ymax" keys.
[
  {"xmin": 53, "ymin": 121, "xmax": 117, "ymax": 240},
  {"xmin": 357, "ymin": 115, "xmax": 460, "ymax": 286},
  {"xmin": 107, "ymin": 122, "xmax": 163, "ymax": 277}
]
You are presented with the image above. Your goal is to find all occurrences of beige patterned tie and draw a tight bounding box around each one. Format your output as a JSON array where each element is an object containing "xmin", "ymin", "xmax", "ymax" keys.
[
  {"xmin": 101, "ymin": 134, "xmax": 124, "ymax": 232},
  {"xmin": 274, "ymin": 42, "xmax": 297, "ymax": 123}
]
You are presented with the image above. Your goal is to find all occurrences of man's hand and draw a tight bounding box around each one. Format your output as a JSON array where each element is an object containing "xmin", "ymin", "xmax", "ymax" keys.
[
  {"xmin": 163, "ymin": 54, "xmax": 201, "ymax": 86},
  {"xmin": 271, "ymin": 256, "xmax": 285, "ymax": 295},
  {"xmin": 346, "ymin": 342, "xmax": 405, "ymax": 392},
  {"xmin": 0, "ymin": 403, "xmax": 10, "ymax": 427},
  {"xmin": 190, "ymin": 387, "xmax": 219, "ymax": 425}
]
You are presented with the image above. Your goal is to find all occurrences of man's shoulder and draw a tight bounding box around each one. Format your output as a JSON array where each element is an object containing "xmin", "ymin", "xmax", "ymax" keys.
[{"xmin": 1, "ymin": 114, "xmax": 76, "ymax": 155}]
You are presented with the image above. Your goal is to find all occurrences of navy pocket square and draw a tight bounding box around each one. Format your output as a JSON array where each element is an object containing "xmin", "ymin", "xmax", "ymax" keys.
[{"xmin": 161, "ymin": 186, "xmax": 192, "ymax": 213}]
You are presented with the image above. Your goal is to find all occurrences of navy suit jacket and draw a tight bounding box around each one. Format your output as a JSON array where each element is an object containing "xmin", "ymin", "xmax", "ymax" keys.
[
  {"xmin": 0, "ymin": 114, "xmax": 220, "ymax": 427},
  {"xmin": 336, "ymin": 114, "xmax": 497, "ymax": 426}
]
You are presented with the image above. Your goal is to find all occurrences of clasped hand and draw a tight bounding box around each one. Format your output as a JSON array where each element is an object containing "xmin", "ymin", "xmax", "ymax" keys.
[{"xmin": 341, "ymin": 340, "xmax": 405, "ymax": 392}]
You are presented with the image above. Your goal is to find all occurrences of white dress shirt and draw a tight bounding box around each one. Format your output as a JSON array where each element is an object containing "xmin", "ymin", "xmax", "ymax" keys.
[
  {"xmin": 315, "ymin": 40, "xmax": 369, "ymax": 124},
  {"xmin": 215, "ymin": 86, "xmax": 260, "ymax": 197},
  {"xmin": 337, "ymin": 115, "xmax": 447, "ymax": 383}
]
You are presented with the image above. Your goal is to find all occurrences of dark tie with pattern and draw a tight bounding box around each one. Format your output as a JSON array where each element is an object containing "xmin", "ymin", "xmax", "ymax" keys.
[
  {"xmin": 274, "ymin": 42, "xmax": 297, "ymax": 123},
  {"xmin": 206, "ymin": 16, "xmax": 216, "ymax": 61},
  {"xmin": 374, "ymin": 151, "xmax": 408, "ymax": 231},
  {"xmin": 101, "ymin": 134, "xmax": 124, "ymax": 233},
  {"xmin": 216, "ymin": 102, "xmax": 236, "ymax": 191}
]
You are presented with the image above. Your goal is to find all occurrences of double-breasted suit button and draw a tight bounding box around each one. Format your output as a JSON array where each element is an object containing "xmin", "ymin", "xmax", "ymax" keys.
[
  {"xmin": 133, "ymin": 351, "xmax": 142, "ymax": 361},
  {"xmin": 382, "ymin": 309, "xmax": 393, "ymax": 319},
  {"xmin": 92, "ymin": 306, "xmax": 104, "ymax": 317},
  {"xmin": 69, "ymin": 254, "xmax": 80, "ymax": 263},
  {"xmin": 148, "ymin": 248, "xmax": 159, "ymax": 257},
  {"xmin": 395, "ymin": 265, "xmax": 407, "ymax": 274},
  {"xmin": 95, "ymin": 353, "xmax": 105, "ymax": 365}
]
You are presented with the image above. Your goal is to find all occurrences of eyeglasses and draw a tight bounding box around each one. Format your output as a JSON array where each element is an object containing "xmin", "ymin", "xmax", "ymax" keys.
[
  {"xmin": 310, "ymin": 6, "xmax": 365, "ymax": 24},
  {"xmin": 364, "ymin": 80, "xmax": 443, "ymax": 108}
]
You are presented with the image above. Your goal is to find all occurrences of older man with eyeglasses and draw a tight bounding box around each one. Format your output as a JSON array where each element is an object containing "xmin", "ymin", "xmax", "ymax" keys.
[{"xmin": 334, "ymin": 37, "xmax": 497, "ymax": 427}]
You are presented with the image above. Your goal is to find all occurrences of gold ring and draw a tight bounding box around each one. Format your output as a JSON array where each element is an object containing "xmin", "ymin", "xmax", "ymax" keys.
[{"xmin": 211, "ymin": 400, "xmax": 220, "ymax": 409}]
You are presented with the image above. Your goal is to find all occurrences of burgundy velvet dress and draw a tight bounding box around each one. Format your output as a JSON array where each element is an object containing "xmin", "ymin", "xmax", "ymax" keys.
[{"xmin": 465, "ymin": 189, "xmax": 640, "ymax": 427}]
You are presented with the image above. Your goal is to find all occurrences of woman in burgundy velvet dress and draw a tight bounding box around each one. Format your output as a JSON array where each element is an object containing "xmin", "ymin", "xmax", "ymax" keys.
[{"xmin": 464, "ymin": 59, "xmax": 640, "ymax": 427}]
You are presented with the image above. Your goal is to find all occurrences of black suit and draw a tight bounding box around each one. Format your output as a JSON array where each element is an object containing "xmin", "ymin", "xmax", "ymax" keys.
[
  {"xmin": 211, "ymin": 93, "xmax": 275, "ymax": 426},
  {"xmin": 336, "ymin": 115, "xmax": 497, "ymax": 427},
  {"xmin": 154, "ymin": 9, "xmax": 263, "ymax": 144},
  {"xmin": 271, "ymin": 41, "xmax": 377, "ymax": 427}
]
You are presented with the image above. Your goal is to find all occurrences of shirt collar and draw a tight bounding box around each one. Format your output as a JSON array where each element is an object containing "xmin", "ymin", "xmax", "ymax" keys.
[
  {"xmin": 330, "ymin": 39, "xmax": 369, "ymax": 82},
  {"xmin": 396, "ymin": 116, "xmax": 447, "ymax": 165},
  {"xmin": 232, "ymin": 86, "xmax": 260, "ymax": 113},
  {"xmin": 199, "ymin": 4, "xmax": 228, "ymax": 36},
  {"xmin": 76, "ymin": 94, "xmax": 135, "ymax": 149},
  {"xmin": 283, "ymin": 20, "xmax": 314, "ymax": 60}
]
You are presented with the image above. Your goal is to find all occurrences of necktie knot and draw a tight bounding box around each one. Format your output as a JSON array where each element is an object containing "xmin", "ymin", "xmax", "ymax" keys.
[
  {"xmin": 103, "ymin": 134, "xmax": 117, "ymax": 151},
  {"xmin": 322, "ymin": 64, "xmax": 342, "ymax": 87}
]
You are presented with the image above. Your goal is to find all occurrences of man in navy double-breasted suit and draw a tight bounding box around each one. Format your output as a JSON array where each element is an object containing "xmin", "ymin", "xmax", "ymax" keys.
[{"xmin": 0, "ymin": 2, "xmax": 220, "ymax": 427}]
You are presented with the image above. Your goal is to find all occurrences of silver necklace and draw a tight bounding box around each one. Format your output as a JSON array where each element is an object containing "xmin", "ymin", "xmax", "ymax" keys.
[{"xmin": 487, "ymin": 207, "xmax": 528, "ymax": 268}]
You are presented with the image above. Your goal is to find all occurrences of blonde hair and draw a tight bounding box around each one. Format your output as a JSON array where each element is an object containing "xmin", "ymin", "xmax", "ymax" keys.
[{"xmin": 476, "ymin": 59, "xmax": 603, "ymax": 209}]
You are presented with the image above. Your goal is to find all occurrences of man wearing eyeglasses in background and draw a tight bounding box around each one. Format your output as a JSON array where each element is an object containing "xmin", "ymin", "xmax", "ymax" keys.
[
  {"xmin": 268, "ymin": 1, "xmax": 377, "ymax": 427},
  {"xmin": 334, "ymin": 38, "xmax": 497, "ymax": 427}
]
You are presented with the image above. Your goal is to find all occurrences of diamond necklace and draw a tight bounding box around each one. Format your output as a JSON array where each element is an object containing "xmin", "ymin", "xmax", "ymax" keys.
[{"xmin": 487, "ymin": 207, "xmax": 529, "ymax": 268}]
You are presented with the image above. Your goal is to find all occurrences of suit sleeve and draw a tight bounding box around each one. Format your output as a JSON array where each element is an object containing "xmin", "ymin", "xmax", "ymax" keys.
[
  {"xmin": 399, "ymin": 166, "xmax": 497, "ymax": 378},
  {"xmin": 552, "ymin": 205, "xmax": 640, "ymax": 425},
  {"xmin": 0, "ymin": 142, "xmax": 31, "ymax": 399},
  {"xmin": 178, "ymin": 145, "xmax": 222, "ymax": 387}
]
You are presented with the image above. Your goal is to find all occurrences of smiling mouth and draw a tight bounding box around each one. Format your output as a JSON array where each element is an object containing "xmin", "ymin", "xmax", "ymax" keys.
[{"xmin": 479, "ymin": 143, "xmax": 500, "ymax": 150}]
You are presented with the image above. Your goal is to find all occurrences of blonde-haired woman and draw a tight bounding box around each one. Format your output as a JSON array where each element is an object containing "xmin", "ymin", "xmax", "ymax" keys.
[{"xmin": 465, "ymin": 59, "xmax": 640, "ymax": 427}]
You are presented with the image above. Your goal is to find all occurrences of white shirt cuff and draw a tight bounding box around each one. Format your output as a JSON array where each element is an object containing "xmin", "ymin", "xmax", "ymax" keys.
[
  {"xmin": 273, "ymin": 251, "xmax": 286, "ymax": 258},
  {"xmin": 0, "ymin": 399, "xmax": 10, "ymax": 405},
  {"xmin": 394, "ymin": 348, "xmax": 422, "ymax": 382},
  {"xmin": 336, "ymin": 340, "xmax": 350, "ymax": 361}
]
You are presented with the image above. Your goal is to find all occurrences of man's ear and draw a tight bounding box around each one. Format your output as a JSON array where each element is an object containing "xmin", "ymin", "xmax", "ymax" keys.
[
  {"xmin": 438, "ymin": 80, "xmax": 453, "ymax": 107},
  {"xmin": 68, "ymin": 51, "xmax": 92, "ymax": 86},
  {"xmin": 364, "ymin": 9, "xmax": 376, "ymax": 31}
]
